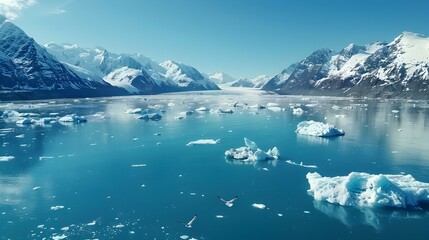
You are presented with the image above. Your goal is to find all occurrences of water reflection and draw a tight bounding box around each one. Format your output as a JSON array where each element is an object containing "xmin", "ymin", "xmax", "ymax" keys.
[{"xmin": 313, "ymin": 200, "xmax": 429, "ymax": 230}]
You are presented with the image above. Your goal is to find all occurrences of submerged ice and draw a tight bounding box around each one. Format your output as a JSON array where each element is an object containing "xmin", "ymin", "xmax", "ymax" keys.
[
  {"xmin": 296, "ymin": 120, "xmax": 345, "ymax": 137},
  {"xmin": 225, "ymin": 138, "xmax": 279, "ymax": 162},
  {"xmin": 307, "ymin": 172, "xmax": 429, "ymax": 209}
]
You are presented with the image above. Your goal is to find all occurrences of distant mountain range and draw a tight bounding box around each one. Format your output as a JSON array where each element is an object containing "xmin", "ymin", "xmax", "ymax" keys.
[
  {"xmin": 0, "ymin": 15, "xmax": 219, "ymax": 100},
  {"xmin": 1, "ymin": 13, "xmax": 428, "ymax": 100},
  {"xmin": 262, "ymin": 32, "xmax": 429, "ymax": 99}
]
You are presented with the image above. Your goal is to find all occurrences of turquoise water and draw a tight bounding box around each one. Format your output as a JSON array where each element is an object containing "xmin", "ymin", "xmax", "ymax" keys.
[{"xmin": 1, "ymin": 88, "xmax": 429, "ymax": 239}]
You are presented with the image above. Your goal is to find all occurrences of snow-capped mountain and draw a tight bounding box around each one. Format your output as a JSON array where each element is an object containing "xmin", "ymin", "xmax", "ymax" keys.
[
  {"xmin": 230, "ymin": 75, "xmax": 271, "ymax": 88},
  {"xmin": 45, "ymin": 44, "xmax": 220, "ymax": 94},
  {"xmin": 262, "ymin": 32, "xmax": 429, "ymax": 99},
  {"xmin": 104, "ymin": 67, "xmax": 179, "ymax": 94},
  {"xmin": 206, "ymin": 72, "xmax": 236, "ymax": 84},
  {"xmin": 0, "ymin": 15, "xmax": 127, "ymax": 99},
  {"xmin": 159, "ymin": 60, "xmax": 220, "ymax": 90}
]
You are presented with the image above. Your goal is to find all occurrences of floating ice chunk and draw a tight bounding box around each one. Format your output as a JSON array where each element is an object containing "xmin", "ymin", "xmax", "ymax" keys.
[
  {"xmin": 266, "ymin": 103, "xmax": 279, "ymax": 107},
  {"xmin": 131, "ymin": 164, "xmax": 146, "ymax": 168},
  {"xmin": 16, "ymin": 118, "xmax": 35, "ymax": 125},
  {"xmin": 218, "ymin": 109, "xmax": 233, "ymax": 114},
  {"xmin": 180, "ymin": 235, "xmax": 189, "ymax": 240},
  {"xmin": 252, "ymin": 203, "xmax": 266, "ymax": 209},
  {"xmin": 248, "ymin": 104, "xmax": 266, "ymax": 109},
  {"xmin": 244, "ymin": 138, "xmax": 258, "ymax": 151},
  {"xmin": 292, "ymin": 108, "xmax": 304, "ymax": 115},
  {"xmin": 87, "ymin": 221, "xmax": 96, "ymax": 226},
  {"xmin": 115, "ymin": 224, "xmax": 125, "ymax": 228},
  {"xmin": 286, "ymin": 160, "xmax": 317, "ymax": 168},
  {"xmin": 267, "ymin": 107, "xmax": 283, "ymax": 112},
  {"xmin": 186, "ymin": 139, "xmax": 220, "ymax": 146},
  {"xmin": 225, "ymin": 138, "xmax": 279, "ymax": 162},
  {"xmin": 304, "ymin": 211, "xmax": 311, "ymax": 214},
  {"xmin": 0, "ymin": 156, "xmax": 14, "ymax": 161},
  {"xmin": 125, "ymin": 108, "xmax": 142, "ymax": 114},
  {"xmin": 215, "ymin": 215, "xmax": 224, "ymax": 218},
  {"xmin": 15, "ymin": 134, "xmax": 25, "ymax": 138},
  {"xmin": 51, "ymin": 234, "xmax": 67, "ymax": 240},
  {"xmin": 296, "ymin": 120, "xmax": 345, "ymax": 137},
  {"xmin": 59, "ymin": 115, "xmax": 87, "ymax": 123},
  {"xmin": 195, "ymin": 107, "xmax": 209, "ymax": 112},
  {"xmin": 50, "ymin": 206, "xmax": 64, "ymax": 211},
  {"xmin": 306, "ymin": 172, "xmax": 429, "ymax": 209},
  {"xmin": 138, "ymin": 113, "xmax": 162, "ymax": 121},
  {"xmin": 61, "ymin": 226, "xmax": 69, "ymax": 231},
  {"xmin": 391, "ymin": 110, "xmax": 400, "ymax": 113},
  {"xmin": 33, "ymin": 186, "xmax": 42, "ymax": 191}
]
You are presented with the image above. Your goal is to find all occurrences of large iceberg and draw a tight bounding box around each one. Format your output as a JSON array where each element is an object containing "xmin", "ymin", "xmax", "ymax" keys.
[
  {"xmin": 296, "ymin": 120, "xmax": 345, "ymax": 137},
  {"xmin": 225, "ymin": 138, "xmax": 279, "ymax": 162},
  {"xmin": 306, "ymin": 172, "xmax": 429, "ymax": 209}
]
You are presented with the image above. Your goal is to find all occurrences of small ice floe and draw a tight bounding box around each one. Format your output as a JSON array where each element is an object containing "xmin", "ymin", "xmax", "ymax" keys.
[
  {"xmin": 60, "ymin": 226, "xmax": 69, "ymax": 231},
  {"xmin": 266, "ymin": 103, "xmax": 279, "ymax": 107},
  {"xmin": 0, "ymin": 156, "xmax": 14, "ymax": 162},
  {"xmin": 131, "ymin": 164, "xmax": 146, "ymax": 168},
  {"xmin": 50, "ymin": 206, "xmax": 65, "ymax": 211},
  {"xmin": 195, "ymin": 107, "xmax": 209, "ymax": 112},
  {"xmin": 335, "ymin": 114, "xmax": 346, "ymax": 118},
  {"xmin": 218, "ymin": 196, "xmax": 238, "ymax": 207},
  {"xmin": 33, "ymin": 186, "xmax": 42, "ymax": 191},
  {"xmin": 292, "ymin": 108, "xmax": 304, "ymax": 115},
  {"xmin": 248, "ymin": 104, "xmax": 266, "ymax": 109},
  {"xmin": 304, "ymin": 211, "xmax": 311, "ymax": 214},
  {"xmin": 285, "ymin": 160, "xmax": 317, "ymax": 169},
  {"xmin": 15, "ymin": 134, "xmax": 25, "ymax": 138},
  {"xmin": 125, "ymin": 108, "xmax": 142, "ymax": 114},
  {"xmin": 215, "ymin": 215, "xmax": 224, "ymax": 219},
  {"xmin": 225, "ymin": 138, "xmax": 279, "ymax": 162},
  {"xmin": 267, "ymin": 106, "xmax": 283, "ymax": 112},
  {"xmin": 277, "ymin": 213, "xmax": 283, "ymax": 217},
  {"xmin": 115, "ymin": 224, "xmax": 125, "ymax": 228},
  {"xmin": 218, "ymin": 109, "xmax": 233, "ymax": 114},
  {"xmin": 296, "ymin": 120, "xmax": 345, "ymax": 137},
  {"xmin": 306, "ymin": 172, "xmax": 429, "ymax": 209},
  {"xmin": 391, "ymin": 110, "xmax": 400, "ymax": 113},
  {"xmin": 137, "ymin": 113, "xmax": 162, "ymax": 121},
  {"xmin": 252, "ymin": 203, "xmax": 266, "ymax": 209},
  {"xmin": 59, "ymin": 114, "xmax": 87, "ymax": 123},
  {"xmin": 16, "ymin": 118, "xmax": 35, "ymax": 125},
  {"xmin": 51, "ymin": 234, "xmax": 67, "ymax": 240},
  {"xmin": 186, "ymin": 139, "xmax": 220, "ymax": 146},
  {"xmin": 180, "ymin": 235, "xmax": 189, "ymax": 240}
]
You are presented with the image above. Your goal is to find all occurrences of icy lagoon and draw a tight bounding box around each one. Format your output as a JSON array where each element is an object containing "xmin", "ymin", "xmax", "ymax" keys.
[{"xmin": 1, "ymin": 87, "xmax": 429, "ymax": 239}]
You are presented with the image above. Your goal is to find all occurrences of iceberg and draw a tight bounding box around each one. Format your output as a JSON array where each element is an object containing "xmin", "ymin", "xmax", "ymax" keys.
[
  {"xmin": 218, "ymin": 108, "xmax": 233, "ymax": 114},
  {"xmin": 186, "ymin": 139, "xmax": 220, "ymax": 146},
  {"xmin": 0, "ymin": 156, "xmax": 15, "ymax": 162},
  {"xmin": 292, "ymin": 108, "xmax": 304, "ymax": 115},
  {"xmin": 225, "ymin": 138, "xmax": 279, "ymax": 162},
  {"xmin": 195, "ymin": 107, "xmax": 209, "ymax": 112},
  {"xmin": 138, "ymin": 113, "xmax": 162, "ymax": 121},
  {"xmin": 296, "ymin": 120, "xmax": 345, "ymax": 137},
  {"xmin": 125, "ymin": 108, "xmax": 142, "ymax": 114},
  {"xmin": 16, "ymin": 118, "xmax": 35, "ymax": 125},
  {"xmin": 306, "ymin": 172, "xmax": 429, "ymax": 209},
  {"xmin": 59, "ymin": 114, "xmax": 87, "ymax": 123}
]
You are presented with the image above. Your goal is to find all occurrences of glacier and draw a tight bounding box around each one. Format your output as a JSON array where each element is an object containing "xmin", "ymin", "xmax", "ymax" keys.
[
  {"xmin": 296, "ymin": 120, "xmax": 345, "ymax": 137},
  {"xmin": 306, "ymin": 172, "xmax": 429, "ymax": 209}
]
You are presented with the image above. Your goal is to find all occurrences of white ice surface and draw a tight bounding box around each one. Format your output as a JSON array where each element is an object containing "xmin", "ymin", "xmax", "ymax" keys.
[
  {"xmin": 186, "ymin": 139, "xmax": 220, "ymax": 146},
  {"xmin": 225, "ymin": 138, "xmax": 279, "ymax": 162},
  {"xmin": 307, "ymin": 172, "xmax": 429, "ymax": 209},
  {"xmin": 296, "ymin": 120, "xmax": 345, "ymax": 137}
]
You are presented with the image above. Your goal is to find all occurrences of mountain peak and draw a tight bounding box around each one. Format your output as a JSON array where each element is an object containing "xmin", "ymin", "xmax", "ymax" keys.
[{"xmin": 0, "ymin": 14, "xmax": 7, "ymax": 24}]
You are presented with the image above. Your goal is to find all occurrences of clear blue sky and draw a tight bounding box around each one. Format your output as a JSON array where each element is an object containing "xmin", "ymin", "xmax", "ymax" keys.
[{"xmin": 5, "ymin": 0, "xmax": 429, "ymax": 78}]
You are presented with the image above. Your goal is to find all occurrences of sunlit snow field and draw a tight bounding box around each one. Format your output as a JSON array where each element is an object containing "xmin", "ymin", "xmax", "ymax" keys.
[{"xmin": 1, "ymin": 87, "xmax": 429, "ymax": 239}]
